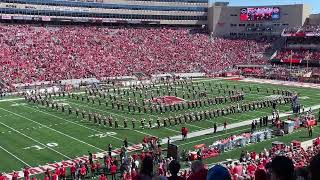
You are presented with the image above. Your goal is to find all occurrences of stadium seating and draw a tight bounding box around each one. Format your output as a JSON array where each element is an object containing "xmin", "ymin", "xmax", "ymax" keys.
[
  {"xmin": 283, "ymin": 25, "xmax": 320, "ymax": 36},
  {"xmin": 0, "ymin": 24, "xmax": 271, "ymax": 88},
  {"xmin": 275, "ymin": 50, "xmax": 320, "ymax": 61}
]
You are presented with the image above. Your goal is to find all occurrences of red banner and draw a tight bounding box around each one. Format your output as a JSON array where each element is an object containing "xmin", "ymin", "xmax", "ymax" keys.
[{"xmin": 280, "ymin": 59, "xmax": 302, "ymax": 64}]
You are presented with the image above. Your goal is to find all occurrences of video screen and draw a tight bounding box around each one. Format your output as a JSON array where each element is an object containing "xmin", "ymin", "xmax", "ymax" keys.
[{"xmin": 240, "ymin": 7, "xmax": 280, "ymax": 21}]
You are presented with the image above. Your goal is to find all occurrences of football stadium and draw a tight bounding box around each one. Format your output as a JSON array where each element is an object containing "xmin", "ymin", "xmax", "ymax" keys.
[{"xmin": 0, "ymin": 0, "xmax": 320, "ymax": 180}]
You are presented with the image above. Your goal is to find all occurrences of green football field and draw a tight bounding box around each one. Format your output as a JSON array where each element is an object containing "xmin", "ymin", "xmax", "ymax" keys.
[{"xmin": 0, "ymin": 78, "xmax": 320, "ymax": 176}]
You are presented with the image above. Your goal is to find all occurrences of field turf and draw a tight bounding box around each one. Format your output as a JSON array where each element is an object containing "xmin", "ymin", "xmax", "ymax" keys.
[{"xmin": 0, "ymin": 78, "xmax": 319, "ymax": 175}]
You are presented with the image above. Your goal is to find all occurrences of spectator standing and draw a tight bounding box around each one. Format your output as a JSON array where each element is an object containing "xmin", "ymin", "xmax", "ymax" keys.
[{"xmin": 168, "ymin": 160, "xmax": 184, "ymax": 180}]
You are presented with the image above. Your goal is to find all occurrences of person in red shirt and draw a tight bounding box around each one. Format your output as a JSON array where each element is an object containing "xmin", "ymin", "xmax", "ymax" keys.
[
  {"xmin": 140, "ymin": 152, "xmax": 145, "ymax": 161},
  {"xmin": 96, "ymin": 161, "xmax": 101, "ymax": 172},
  {"xmin": 60, "ymin": 165, "xmax": 66, "ymax": 180},
  {"xmin": 232, "ymin": 162, "xmax": 243, "ymax": 177},
  {"xmin": 125, "ymin": 171, "xmax": 132, "ymax": 180},
  {"xmin": 54, "ymin": 168, "xmax": 60, "ymax": 179},
  {"xmin": 12, "ymin": 172, "xmax": 19, "ymax": 180},
  {"xmin": 131, "ymin": 168, "xmax": 137, "ymax": 180},
  {"xmin": 132, "ymin": 153, "xmax": 138, "ymax": 162},
  {"xmin": 143, "ymin": 136, "xmax": 148, "ymax": 144},
  {"xmin": 90, "ymin": 163, "xmax": 96, "ymax": 178},
  {"xmin": 80, "ymin": 165, "xmax": 87, "ymax": 180},
  {"xmin": 99, "ymin": 174, "xmax": 106, "ymax": 180},
  {"xmin": 51, "ymin": 173, "xmax": 58, "ymax": 180},
  {"xmin": 23, "ymin": 167, "xmax": 30, "ymax": 180},
  {"xmin": 44, "ymin": 169, "xmax": 51, "ymax": 179},
  {"xmin": 181, "ymin": 127, "xmax": 188, "ymax": 141},
  {"xmin": 247, "ymin": 163, "xmax": 256, "ymax": 176},
  {"xmin": 187, "ymin": 161, "xmax": 208, "ymax": 180},
  {"xmin": 43, "ymin": 175, "xmax": 50, "ymax": 180},
  {"xmin": 110, "ymin": 163, "xmax": 117, "ymax": 180},
  {"xmin": 70, "ymin": 164, "xmax": 76, "ymax": 180},
  {"xmin": 0, "ymin": 173, "xmax": 5, "ymax": 180},
  {"xmin": 223, "ymin": 120, "xmax": 228, "ymax": 132}
]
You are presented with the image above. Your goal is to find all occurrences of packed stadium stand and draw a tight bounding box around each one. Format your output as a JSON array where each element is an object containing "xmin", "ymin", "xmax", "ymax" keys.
[
  {"xmin": 271, "ymin": 25, "xmax": 320, "ymax": 68},
  {"xmin": 0, "ymin": 24, "xmax": 272, "ymax": 88}
]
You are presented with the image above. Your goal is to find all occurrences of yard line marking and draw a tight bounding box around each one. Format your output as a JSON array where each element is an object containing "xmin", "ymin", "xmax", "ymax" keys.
[
  {"xmin": 0, "ymin": 107, "xmax": 104, "ymax": 152},
  {"xmin": 223, "ymin": 116, "xmax": 238, "ymax": 121},
  {"xmin": 177, "ymin": 128, "xmax": 251, "ymax": 147},
  {"xmin": 186, "ymin": 123, "xmax": 205, "ymax": 130},
  {"xmin": 0, "ymin": 121, "xmax": 72, "ymax": 160},
  {"xmin": 0, "ymin": 98, "xmax": 24, "ymax": 102},
  {"xmin": 133, "ymin": 130, "xmax": 154, "ymax": 137},
  {"xmin": 24, "ymin": 105, "xmax": 135, "ymax": 144},
  {"xmin": 0, "ymin": 144, "xmax": 32, "ymax": 167},
  {"xmin": 165, "ymin": 127, "xmax": 180, "ymax": 133}
]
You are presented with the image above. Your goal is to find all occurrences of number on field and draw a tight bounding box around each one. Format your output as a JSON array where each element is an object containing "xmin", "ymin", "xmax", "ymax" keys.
[
  {"xmin": 23, "ymin": 142, "xmax": 59, "ymax": 151},
  {"xmin": 88, "ymin": 132, "xmax": 117, "ymax": 138},
  {"xmin": 46, "ymin": 142, "xmax": 58, "ymax": 147}
]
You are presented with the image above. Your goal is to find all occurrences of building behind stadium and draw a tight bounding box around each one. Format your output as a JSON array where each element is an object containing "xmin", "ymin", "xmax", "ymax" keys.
[{"xmin": 0, "ymin": 0, "xmax": 319, "ymax": 37}]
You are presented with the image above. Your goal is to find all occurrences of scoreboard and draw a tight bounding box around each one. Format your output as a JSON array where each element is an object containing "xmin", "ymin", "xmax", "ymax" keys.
[{"xmin": 240, "ymin": 7, "xmax": 280, "ymax": 21}]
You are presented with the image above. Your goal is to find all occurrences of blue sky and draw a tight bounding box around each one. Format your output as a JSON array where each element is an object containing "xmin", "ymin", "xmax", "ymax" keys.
[{"xmin": 210, "ymin": 0, "xmax": 320, "ymax": 13}]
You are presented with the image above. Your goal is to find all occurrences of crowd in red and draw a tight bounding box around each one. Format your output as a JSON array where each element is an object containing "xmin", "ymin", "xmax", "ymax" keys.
[
  {"xmin": 0, "ymin": 24, "xmax": 271, "ymax": 87},
  {"xmin": 6, "ymin": 139, "xmax": 320, "ymax": 180},
  {"xmin": 275, "ymin": 49, "xmax": 320, "ymax": 61}
]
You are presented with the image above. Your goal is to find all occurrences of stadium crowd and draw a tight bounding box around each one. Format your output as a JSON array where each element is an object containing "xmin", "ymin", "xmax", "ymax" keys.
[
  {"xmin": 0, "ymin": 24, "xmax": 271, "ymax": 87},
  {"xmin": 275, "ymin": 50, "xmax": 320, "ymax": 61},
  {"xmin": 6, "ymin": 139, "xmax": 320, "ymax": 180}
]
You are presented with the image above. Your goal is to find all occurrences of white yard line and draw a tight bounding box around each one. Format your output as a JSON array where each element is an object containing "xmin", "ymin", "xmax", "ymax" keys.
[
  {"xmin": 165, "ymin": 127, "xmax": 181, "ymax": 133},
  {"xmin": 0, "ymin": 144, "xmax": 32, "ymax": 167},
  {"xmin": 0, "ymin": 107, "xmax": 104, "ymax": 152},
  {"xmin": 0, "ymin": 121, "xmax": 72, "ymax": 160},
  {"xmin": 0, "ymin": 98, "xmax": 24, "ymax": 102},
  {"xmin": 133, "ymin": 129, "xmax": 154, "ymax": 137},
  {"xmin": 186, "ymin": 123, "xmax": 206, "ymax": 130}
]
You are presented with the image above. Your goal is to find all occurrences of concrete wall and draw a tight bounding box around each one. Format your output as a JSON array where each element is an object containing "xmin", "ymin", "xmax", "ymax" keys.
[
  {"xmin": 208, "ymin": 4, "xmax": 311, "ymax": 37},
  {"xmin": 309, "ymin": 14, "xmax": 320, "ymax": 25}
]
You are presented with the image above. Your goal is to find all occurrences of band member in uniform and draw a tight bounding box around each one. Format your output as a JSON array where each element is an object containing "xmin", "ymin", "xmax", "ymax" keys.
[
  {"xmin": 88, "ymin": 112, "xmax": 92, "ymax": 121},
  {"xmin": 141, "ymin": 119, "xmax": 145, "ymax": 129},
  {"xmin": 223, "ymin": 120, "xmax": 227, "ymax": 132},
  {"xmin": 123, "ymin": 119, "xmax": 128, "ymax": 128},
  {"xmin": 156, "ymin": 119, "xmax": 161, "ymax": 128},
  {"xmin": 148, "ymin": 119, "xmax": 152, "ymax": 129},
  {"xmin": 81, "ymin": 110, "xmax": 86, "ymax": 119},
  {"xmin": 114, "ymin": 119, "xmax": 119, "ymax": 128},
  {"xmin": 132, "ymin": 119, "xmax": 136, "ymax": 129},
  {"xmin": 163, "ymin": 118, "xmax": 167, "ymax": 127},
  {"xmin": 75, "ymin": 109, "xmax": 79, "ymax": 118},
  {"xmin": 108, "ymin": 116, "xmax": 113, "ymax": 128}
]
